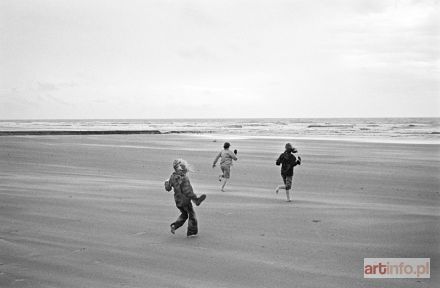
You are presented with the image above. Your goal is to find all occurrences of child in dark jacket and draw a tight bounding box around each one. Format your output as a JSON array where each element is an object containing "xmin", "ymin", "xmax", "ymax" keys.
[
  {"xmin": 275, "ymin": 143, "xmax": 301, "ymax": 202},
  {"xmin": 164, "ymin": 159, "xmax": 206, "ymax": 237}
]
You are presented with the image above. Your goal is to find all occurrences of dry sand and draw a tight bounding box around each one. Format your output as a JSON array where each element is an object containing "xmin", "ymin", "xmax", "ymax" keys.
[{"xmin": 0, "ymin": 134, "xmax": 439, "ymax": 288}]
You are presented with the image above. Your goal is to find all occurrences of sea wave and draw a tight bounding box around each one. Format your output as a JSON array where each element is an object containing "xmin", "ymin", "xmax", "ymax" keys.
[
  {"xmin": 307, "ymin": 124, "xmax": 354, "ymax": 128},
  {"xmin": 0, "ymin": 118, "xmax": 439, "ymax": 143}
]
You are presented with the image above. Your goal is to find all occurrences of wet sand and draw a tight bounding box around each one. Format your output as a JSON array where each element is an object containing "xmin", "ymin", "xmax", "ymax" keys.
[{"xmin": 0, "ymin": 134, "xmax": 439, "ymax": 287}]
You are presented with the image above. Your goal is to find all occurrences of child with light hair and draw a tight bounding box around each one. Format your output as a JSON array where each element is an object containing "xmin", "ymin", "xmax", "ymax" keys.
[{"xmin": 164, "ymin": 159, "xmax": 206, "ymax": 237}]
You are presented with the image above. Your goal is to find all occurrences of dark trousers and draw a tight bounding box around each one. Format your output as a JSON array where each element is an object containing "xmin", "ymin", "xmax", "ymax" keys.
[{"xmin": 171, "ymin": 203, "xmax": 198, "ymax": 236}]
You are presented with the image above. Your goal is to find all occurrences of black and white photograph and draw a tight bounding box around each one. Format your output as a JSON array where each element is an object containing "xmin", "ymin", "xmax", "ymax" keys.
[{"xmin": 1, "ymin": 0, "xmax": 439, "ymax": 287}]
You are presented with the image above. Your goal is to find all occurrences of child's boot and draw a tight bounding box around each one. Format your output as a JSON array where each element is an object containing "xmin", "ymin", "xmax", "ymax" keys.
[{"xmin": 195, "ymin": 194, "xmax": 206, "ymax": 206}]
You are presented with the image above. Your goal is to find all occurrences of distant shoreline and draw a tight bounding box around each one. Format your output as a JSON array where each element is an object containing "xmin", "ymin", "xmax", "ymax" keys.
[
  {"xmin": 0, "ymin": 130, "xmax": 157, "ymax": 136},
  {"xmin": 0, "ymin": 130, "xmax": 438, "ymax": 145},
  {"xmin": 0, "ymin": 130, "xmax": 165, "ymax": 136},
  {"xmin": 0, "ymin": 130, "xmax": 219, "ymax": 136},
  {"xmin": 0, "ymin": 118, "xmax": 438, "ymax": 144},
  {"xmin": 0, "ymin": 117, "xmax": 439, "ymax": 121}
]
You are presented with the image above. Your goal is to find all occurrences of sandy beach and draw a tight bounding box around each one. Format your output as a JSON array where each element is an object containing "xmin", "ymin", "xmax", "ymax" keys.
[{"xmin": 0, "ymin": 134, "xmax": 439, "ymax": 288}]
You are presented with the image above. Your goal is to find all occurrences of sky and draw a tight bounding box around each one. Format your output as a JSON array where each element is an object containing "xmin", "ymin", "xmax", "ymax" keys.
[{"xmin": 0, "ymin": 0, "xmax": 439, "ymax": 119}]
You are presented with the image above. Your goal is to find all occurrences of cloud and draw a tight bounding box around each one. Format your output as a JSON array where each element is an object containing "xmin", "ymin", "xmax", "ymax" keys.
[
  {"xmin": 334, "ymin": 0, "xmax": 439, "ymax": 69},
  {"xmin": 177, "ymin": 45, "xmax": 216, "ymax": 60},
  {"xmin": 0, "ymin": 0, "xmax": 438, "ymax": 118},
  {"xmin": 36, "ymin": 81, "xmax": 79, "ymax": 92}
]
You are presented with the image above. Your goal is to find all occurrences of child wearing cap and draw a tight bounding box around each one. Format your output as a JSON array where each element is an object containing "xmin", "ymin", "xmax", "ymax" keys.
[
  {"xmin": 275, "ymin": 143, "xmax": 301, "ymax": 202},
  {"xmin": 164, "ymin": 159, "xmax": 206, "ymax": 237},
  {"xmin": 212, "ymin": 142, "xmax": 238, "ymax": 192}
]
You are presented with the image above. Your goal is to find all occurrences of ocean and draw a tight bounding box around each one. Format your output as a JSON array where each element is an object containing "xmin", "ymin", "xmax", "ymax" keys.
[{"xmin": 0, "ymin": 118, "xmax": 439, "ymax": 144}]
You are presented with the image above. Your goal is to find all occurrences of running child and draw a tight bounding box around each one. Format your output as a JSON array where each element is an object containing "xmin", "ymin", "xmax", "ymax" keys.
[
  {"xmin": 212, "ymin": 142, "xmax": 238, "ymax": 192},
  {"xmin": 164, "ymin": 159, "xmax": 206, "ymax": 237},
  {"xmin": 275, "ymin": 143, "xmax": 301, "ymax": 202}
]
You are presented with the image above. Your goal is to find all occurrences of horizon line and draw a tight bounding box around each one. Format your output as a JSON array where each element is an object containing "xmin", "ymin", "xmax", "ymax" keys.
[{"xmin": 0, "ymin": 116, "xmax": 439, "ymax": 121}]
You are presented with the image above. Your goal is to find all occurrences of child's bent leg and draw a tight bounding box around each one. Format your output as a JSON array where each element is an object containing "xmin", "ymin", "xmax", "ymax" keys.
[
  {"xmin": 221, "ymin": 178, "xmax": 228, "ymax": 191},
  {"xmin": 186, "ymin": 204, "xmax": 198, "ymax": 236},
  {"xmin": 220, "ymin": 166, "xmax": 230, "ymax": 191},
  {"xmin": 219, "ymin": 166, "xmax": 225, "ymax": 181},
  {"xmin": 275, "ymin": 185, "xmax": 286, "ymax": 194},
  {"xmin": 194, "ymin": 194, "xmax": 206, "ymax": 206}
]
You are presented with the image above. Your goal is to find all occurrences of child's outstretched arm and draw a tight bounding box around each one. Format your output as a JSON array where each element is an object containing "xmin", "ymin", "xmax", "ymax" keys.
[{"xmin": 212, "ymin": 152, "xmax": 221, "ymax": 167}]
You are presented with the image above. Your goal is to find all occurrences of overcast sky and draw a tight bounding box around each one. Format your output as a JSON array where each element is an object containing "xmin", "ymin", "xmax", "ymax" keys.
[{"xmin": 1, "ymin": 0, "xmax": 439, "ymax": 119}]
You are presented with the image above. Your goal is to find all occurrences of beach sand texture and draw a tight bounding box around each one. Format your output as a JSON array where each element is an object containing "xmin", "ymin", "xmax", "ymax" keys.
[{"xmin": 1, "ymin": 135, "xmax": 439, "ymax": 288}]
